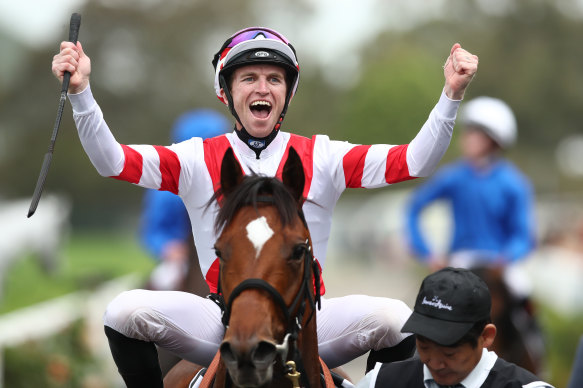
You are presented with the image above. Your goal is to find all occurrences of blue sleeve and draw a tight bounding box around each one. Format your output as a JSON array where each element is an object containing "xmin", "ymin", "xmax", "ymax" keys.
[
  {"xmin": 139, "ymin": 189, "xmax": 190, "ymax": 260},
  {"xmin": 406, "ymin": 166, "xmax": 456, "ymax": 261},
  {"xmin": 501, "ymin": 169, "xmax": 536, "ymax": 262}
]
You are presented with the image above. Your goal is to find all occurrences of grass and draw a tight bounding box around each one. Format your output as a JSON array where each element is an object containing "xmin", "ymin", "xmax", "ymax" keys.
[
  {"xmin": 0, "ymin": 230, "xmax": 155, "ymax": 314},
  {"xmin": 0, "ymin": 230, "xmax": 156, "ymax": 387},
  {"xmin": 538, "ymin": 305, "xmax": 583, "ymax": 387}
]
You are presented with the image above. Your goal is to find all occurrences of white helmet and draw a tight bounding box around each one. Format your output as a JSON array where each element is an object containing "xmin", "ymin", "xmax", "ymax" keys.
[{"xmin": 459, "ymin": 96, "xmax": 517, "ymax": 148}]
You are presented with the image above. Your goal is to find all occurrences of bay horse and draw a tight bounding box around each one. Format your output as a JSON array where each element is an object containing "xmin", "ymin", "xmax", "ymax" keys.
[{"xmin": 164, "ymin": 147, "xmax": 332, "ymax": 388}]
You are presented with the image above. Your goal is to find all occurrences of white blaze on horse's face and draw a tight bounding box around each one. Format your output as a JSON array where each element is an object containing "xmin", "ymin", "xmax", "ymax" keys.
[{"xmin": 246, "ymin": 216, "xmax": 274, "ymax": 259}]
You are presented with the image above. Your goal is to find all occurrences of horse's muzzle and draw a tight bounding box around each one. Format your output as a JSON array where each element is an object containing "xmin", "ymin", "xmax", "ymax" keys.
[{"xmin": 220, "ymin": 339, "xmax": 277, "ymax": 387}]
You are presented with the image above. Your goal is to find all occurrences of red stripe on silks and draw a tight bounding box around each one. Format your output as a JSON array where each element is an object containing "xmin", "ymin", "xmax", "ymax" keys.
[
  {"xmin": 204, "ymin": 135, "xmax": 238, "ymax": 192},
  {"xmin": 201, "ymin": 137, "xmax": 231, "ymax": 292},
  {"xmin": 314, "ymin": 259, "xmax": 326, "ymax": 296},
  {"xmin": 206, "ymin": 258, "xmax": 220, "ymax": 294},
  {"xmin": 343, "ymin": 145, "xmax": 371, "ymax": 188},
  {"xmin": 385, "ymin": 144, "xmax": 416, "ymax": 184},
  {"xmin": 111, "ymin": 144, "xmax": 143, "ymax": 184},
  {"xmin": 275, "ymin": 134, "xmax": 314, "ymax": 199},
  {"xmin": 275, "ymin": 135, "xmax": 326, "ymax": 294},
  {"xmin": 154, "ymin": 146, "xmax": 181, "ymax": 194},
  {"xmin": 204, "ymin": 135, "xmax": 242, "ymax": 204}
]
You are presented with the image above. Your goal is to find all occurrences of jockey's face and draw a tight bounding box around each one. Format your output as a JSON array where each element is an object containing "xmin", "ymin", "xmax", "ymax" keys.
[
  {"xmin": 460, "ymin": 127, "xmax": 499, "ymax": 163},
  {"xmin": 221, "ymin": 64, "xmax": 287, "ymax": 138}
]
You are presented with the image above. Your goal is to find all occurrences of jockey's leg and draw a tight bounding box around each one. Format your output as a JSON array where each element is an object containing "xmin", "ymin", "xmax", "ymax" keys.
[
  {"xmin": 316, "ymin": 295, "xmax": 413, "ymax": 369},
  {"xmin": 104, "ymin": 326, "xmax": 163, "ymax": 388},
  {"xmin": 103, "ymin": 289, "xmax": 224, "ymax": 382}
]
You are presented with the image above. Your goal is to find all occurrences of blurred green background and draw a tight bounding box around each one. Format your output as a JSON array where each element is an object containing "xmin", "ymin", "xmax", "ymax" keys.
[{"xmin": 1, "ymin": 0, "xmax": 582, "ymax": 387}]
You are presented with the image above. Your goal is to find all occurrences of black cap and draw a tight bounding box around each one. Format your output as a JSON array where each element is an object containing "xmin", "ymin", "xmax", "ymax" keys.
[{"xmin": 401, "ymin": 267, "xmax": 491, "ymax": 346}]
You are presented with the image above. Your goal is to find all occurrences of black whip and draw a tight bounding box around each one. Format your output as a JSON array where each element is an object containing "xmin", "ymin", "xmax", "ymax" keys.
[{"xmin": 28, "ymin": 13, "xmax": 81, "ymax": 218}]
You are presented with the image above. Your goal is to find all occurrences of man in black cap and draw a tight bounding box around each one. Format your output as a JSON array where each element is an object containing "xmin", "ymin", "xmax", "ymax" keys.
[{"xmin": 356, "ymin": 267, "xmax": 553, "ymax": 388}]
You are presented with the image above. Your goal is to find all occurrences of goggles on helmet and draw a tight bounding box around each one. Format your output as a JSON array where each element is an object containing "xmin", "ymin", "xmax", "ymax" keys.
[{"xmin": 212, "ymin": 27, "xmax": 300, "ymax": 105}]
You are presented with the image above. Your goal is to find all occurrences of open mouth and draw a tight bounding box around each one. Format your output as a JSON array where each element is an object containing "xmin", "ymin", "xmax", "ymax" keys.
[{"xmin": 250, "ymin": 100, "xmax": 272, "ymax": 119}]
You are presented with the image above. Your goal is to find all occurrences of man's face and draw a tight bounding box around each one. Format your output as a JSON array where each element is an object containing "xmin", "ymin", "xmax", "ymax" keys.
[
  {"xmin": 416, "ymin": 335, "xmax": 484, "ymax": 385},
  {"xmin": 221, "ymin": 64, "xmax": 287, "ymax": 138},
  {"xmin": 460, "ymin": 127, "xmax": 498, "ymax": 161}
]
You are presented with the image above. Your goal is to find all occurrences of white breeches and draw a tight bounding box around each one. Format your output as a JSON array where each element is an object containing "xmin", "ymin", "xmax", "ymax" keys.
[{"xmin": 103, "ymin": 290, "xmax": 412, "ymax": 368}]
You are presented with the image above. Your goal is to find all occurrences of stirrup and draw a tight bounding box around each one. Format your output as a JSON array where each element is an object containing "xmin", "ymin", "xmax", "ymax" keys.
[{"xmin": 187, "ymin": 367, "xmax": 207, "ymax": 388}]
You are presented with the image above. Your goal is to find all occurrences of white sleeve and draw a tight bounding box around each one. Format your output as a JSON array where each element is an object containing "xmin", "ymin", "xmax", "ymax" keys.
[
  {"xmin": 406, "ymin": 91, "xmax": 460, "ymax": 177},
  {"xmin": 68, "ymin": 84, "xmax": 125, "ymax": 177}
]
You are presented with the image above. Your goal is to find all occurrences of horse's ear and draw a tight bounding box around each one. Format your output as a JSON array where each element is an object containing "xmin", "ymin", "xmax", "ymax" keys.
[
  {"xmin": 220, "ymin": 148, "xmax": 244, "ymax": 198},
  {"xmin": 282, "ymin": 147, "xmax": 305, "ymax": 205}
]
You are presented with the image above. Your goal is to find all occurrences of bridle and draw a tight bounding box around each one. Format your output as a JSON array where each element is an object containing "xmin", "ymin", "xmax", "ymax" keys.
[{"xmin": 209, "ymin": 197, "xmax": 322, "ymax": 387}]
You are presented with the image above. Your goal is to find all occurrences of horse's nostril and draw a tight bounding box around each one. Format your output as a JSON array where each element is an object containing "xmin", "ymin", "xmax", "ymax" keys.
[
  {"xmin": 220, "ymin": 339, "xmax": 277, "ymax": 371},
  {"xmin": 252, "ymin": 341, "xmax": 277, "ymax": 368},
  {"xmin": 220, "ymin": 342, "xmax": 237, "ymax": 366}
]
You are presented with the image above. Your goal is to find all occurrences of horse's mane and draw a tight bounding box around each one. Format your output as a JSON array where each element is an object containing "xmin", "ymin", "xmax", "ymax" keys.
[{"xmin": 211, "ymin": 174, "xmax": 300, "ymax": 235}]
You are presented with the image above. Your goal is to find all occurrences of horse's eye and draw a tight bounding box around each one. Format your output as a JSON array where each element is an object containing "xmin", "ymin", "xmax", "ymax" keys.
[
  {"xmin": 214, "ymin": 248, "xmax": 222, "ymax": 259},
  {"xmin": 291, "ymin": 244, "xmax": 307, "ymax": 261}
]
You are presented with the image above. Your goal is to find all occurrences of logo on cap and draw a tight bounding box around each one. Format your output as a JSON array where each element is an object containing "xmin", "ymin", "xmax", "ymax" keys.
[
  {"xmin": 254, "ymin": 51, "xmax": 270, "ymax": 58},
  {"xmin": 421, "ymin": 296, "xmax": 453, "ymax": 311}
]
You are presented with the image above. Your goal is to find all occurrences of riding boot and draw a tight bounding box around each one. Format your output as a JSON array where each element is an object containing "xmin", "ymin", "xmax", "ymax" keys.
[
  {"xmin": 365, "ymin": 335, "xmax": 416, "ymax": 373},
  {"xmin": 104, "ymin": 325, "xmax": 163, "ymax": 388}
]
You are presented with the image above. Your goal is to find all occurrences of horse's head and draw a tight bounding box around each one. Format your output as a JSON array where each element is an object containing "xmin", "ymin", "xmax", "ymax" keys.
[{"xmin": 213, "ymin": 147, "xmax": 320, "ymax": 387}]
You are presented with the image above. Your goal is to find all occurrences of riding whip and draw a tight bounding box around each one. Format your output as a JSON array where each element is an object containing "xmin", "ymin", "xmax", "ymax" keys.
[{"xmin": 27, "ymin": 13, "xmax": 81, "ymax": 218}]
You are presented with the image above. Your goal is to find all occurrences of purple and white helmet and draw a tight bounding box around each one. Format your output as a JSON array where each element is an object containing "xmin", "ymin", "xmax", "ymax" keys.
[{"xmin": 212, "ymin": 27, "xmax": 300, "ymax": 127}]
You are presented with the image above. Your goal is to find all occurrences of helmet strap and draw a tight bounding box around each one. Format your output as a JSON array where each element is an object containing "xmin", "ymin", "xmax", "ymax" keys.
[{"xmin": 219, "ymin": 74, "xmax": 243, "ymax": 126}]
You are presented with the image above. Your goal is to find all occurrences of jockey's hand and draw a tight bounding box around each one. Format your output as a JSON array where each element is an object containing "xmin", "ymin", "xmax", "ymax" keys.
[
  {"xmin": 52, "ymin": 41, "xmax": 91, "ymax": 94},
  {"xmin": 443, "ymin": 43, "xmax": 478, "ymax": 100}
]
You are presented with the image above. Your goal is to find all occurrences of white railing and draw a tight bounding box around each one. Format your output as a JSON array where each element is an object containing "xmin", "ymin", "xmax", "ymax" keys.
[{"xmin": 0, "ymin": 274, "xmax": 139, "ymax": 388}]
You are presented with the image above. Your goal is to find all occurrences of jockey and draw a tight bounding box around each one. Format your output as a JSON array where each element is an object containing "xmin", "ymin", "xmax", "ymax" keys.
[
  {"xmin": 52, "ymin": 27, "xmax": 478, "ymax": 388},
  {"xmin": 405, "ymin": 97, "xmax": 544, "ymax": 374},
  {"xmin": 406, "ymin": 96, "xmax": 537, "ymax": 271}
]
